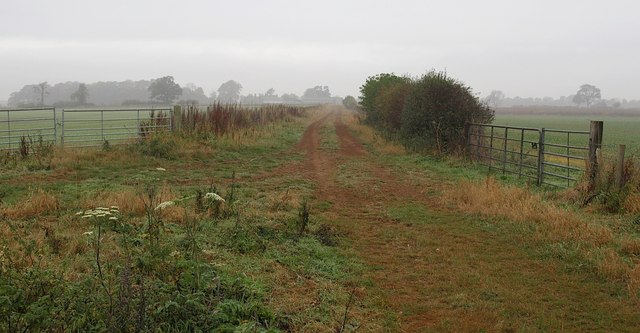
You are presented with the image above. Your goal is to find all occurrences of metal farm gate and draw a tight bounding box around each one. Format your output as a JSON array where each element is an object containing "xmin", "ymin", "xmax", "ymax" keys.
[
  {"xmin": 61, "ymin": 107, "xmax": 172, "ymax": 147},
  {"xmin": 466, "ymin": 121, "xmax": 601, "ymax": 188},
  {"xmin": 0, "ymin": 107, "xmax": 57, "ymax": 150}
]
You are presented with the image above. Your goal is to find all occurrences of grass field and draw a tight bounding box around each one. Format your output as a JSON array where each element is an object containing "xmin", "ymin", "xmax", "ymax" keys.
[
  {"xmin": 0, "ymin": 108, "xmax": 168, "ymax": 149},
  {"xmin": 495, "ymin": 114, "xmax": 640, "ymax": 157}
]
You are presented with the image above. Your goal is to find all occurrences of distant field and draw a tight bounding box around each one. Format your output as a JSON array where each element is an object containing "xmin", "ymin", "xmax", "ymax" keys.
[
  {"xmin": 0, "ymin": 108, "xmax": 167, "ymax": 149},
  {"xmin": 494, "ymin": 113, "xmax": 640, "ymax": 157}
]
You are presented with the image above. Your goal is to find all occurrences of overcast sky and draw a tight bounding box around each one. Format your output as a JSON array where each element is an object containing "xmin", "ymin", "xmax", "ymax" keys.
[{"xmin": 1, "ymin": 0, "xmax": 639, "ymax": 101}]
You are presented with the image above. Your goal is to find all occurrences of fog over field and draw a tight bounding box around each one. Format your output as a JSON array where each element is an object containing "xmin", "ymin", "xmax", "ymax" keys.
[{"xmin": 1, "ymin": 0, "xmax": 639, "ymax": 101}]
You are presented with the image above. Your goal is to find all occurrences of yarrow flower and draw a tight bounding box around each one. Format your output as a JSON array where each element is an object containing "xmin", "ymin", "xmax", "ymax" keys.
[
  {"xmin": 155, "ymin": 201, "xmax": 175, "ymax": 210},
  {"xmin": 80, "ymin": 207, "xmax": 119, "ymax": 221},
  {"xmin": 204, "ymin": 192, "xmax": 225, "ymax": 202}
]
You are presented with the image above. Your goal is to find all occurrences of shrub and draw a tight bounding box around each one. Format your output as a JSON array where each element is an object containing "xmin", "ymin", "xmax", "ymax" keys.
[
  {"xmin": 400, "ymin": 70, "xmax": 493, "ymax": 153},
  {"xmin": 375, "ymin": 78, "xmax": 412, "ymax": 132},
  {"xmin": 359, "ymin": 73, "xmax": 410, "ymax": 127},
  {"xmin": 130, "ymin": 134, "xmax": 177, "ymax": 159}
]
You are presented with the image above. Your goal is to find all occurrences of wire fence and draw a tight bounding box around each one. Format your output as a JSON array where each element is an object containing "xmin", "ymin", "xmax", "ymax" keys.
[
  {"xmin": 467, "ymin": 122, "xmax": 596, "ymax": 188},
  {"xmin": 0, "ymin": 107, "xmax": 57, "ymax": 150}
]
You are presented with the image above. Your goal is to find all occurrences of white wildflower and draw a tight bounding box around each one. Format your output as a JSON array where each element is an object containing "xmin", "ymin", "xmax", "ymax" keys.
[
  {"xmin": 75, "ymin": 211, "xmax": 83, "ymax": 216},
  {"xmin": 82, "ymin": 215, "xmax": 92, "ymax": 219},
  {"xmin": 204, "ymin": 192, "xmax": 225, "ymax": 202},
  {"xmin": 155, "ymin": 201, "xmax": 174, "ymax": 210},
  {"xmin": 109, "ymin": 216, "xmax": 118, "ymax": 221},
  {"xmin": 96, "ymin": 207, "xmax": 109, "ymax": 211},
  {"xmin": 156, "ymin": 167, "xmax": 166, "ymax": 171},
  {"xmin": 110, "ymin": 206, "xmax": 119, "ymax": 210},
  {"xmin": 82, "ymin": 231, "xmax": 94, "ymax": 236}
]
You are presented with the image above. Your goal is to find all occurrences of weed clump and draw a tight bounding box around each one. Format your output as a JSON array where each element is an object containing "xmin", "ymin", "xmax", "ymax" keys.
[{"xmin": 130, "ymin": 134, "xmax": 177, "ymax": 159}]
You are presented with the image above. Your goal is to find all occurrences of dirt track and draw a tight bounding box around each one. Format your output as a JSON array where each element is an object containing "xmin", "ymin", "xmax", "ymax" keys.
[
  {"xmin": 295, "ymin": 110, "xmax": 448, "ymax": 330},
  {"xmin": 284, "ymin": 108, "xmax": 640, "ymax": 332}
]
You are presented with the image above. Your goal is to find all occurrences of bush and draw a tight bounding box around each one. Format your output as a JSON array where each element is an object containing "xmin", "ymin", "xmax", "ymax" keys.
[
  {"xmin": 375, "ymin": 78, "xmax": 412, "ymax": 132},
  {"xmin": 400, "ymin": 70, "xmax": 493, "ymax": 153},
  {"xmin": 359, "ymin": 73, "xmax": 410, "ymax": 127},
  {"xmin": 130, "ymin": 134, "xmax": 177, "ymax": 159}
]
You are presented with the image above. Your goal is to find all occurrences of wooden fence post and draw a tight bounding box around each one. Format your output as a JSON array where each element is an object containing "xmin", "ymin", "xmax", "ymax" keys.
[
  {"xmin": 616, "ymin": 144, "xmax": 626, "ymax": 190},
  {"xmin": 172, "ymin": 105, "xmax": 182, "ymax": 133},
  {"xmin": 588, "ymin": 121, "xmax": 603, "ymax": 190},
  {"xmin": 463, "ymin": 122, "xmax": 470, "ymax": 157}
]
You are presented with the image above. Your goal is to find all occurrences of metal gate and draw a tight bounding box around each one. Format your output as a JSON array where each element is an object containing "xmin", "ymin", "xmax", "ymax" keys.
[
  {"xmin": 61, "ymin": 108, "xmax": 171, "ymax": 147},
  {"xmin": 0, "ymin": 107, "xmax": 57, "ymax": 150},
  {"xmin": 467, "ymin": 122, "xmax": 593, "ymax": 188}
]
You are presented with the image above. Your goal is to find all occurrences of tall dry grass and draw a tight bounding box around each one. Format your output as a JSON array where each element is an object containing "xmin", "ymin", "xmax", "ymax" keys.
[
  {"xmin": 442, "ymin": 177, "xmax": 613, "ymax": 246},
  {"xmin": 341, "ymin": 111, "xmax": 406, "ymax": 155},
  {"xmin": 1, "ymin": 189, "xmax": 59, "ymax": 219},
  {"xmin": 441, "ymin": 176, "xmax": 640, "ymax": 296},
  {"xmin": 179, "ymin": 104, "xmax": 306, "ymax": 137}
]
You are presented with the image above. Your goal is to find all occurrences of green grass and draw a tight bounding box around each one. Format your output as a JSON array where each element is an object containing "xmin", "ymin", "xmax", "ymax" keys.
[
  {"xmin": 495, "ymin": 114, "xmax": 640, "ymax": 156},
  {"xmin": 0, "ymin": 111, "xmax": 382, "ymax": 331}
]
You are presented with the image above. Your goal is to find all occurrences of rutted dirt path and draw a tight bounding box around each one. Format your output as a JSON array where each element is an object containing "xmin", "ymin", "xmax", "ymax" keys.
[{"xmin": 292, "ymin": 108, "xmax": 640, "ymax": 332}]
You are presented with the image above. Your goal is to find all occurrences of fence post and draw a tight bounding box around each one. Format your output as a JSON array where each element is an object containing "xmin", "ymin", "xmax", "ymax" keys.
[
  {"xmin": 537, "ymin": 129, "xmax": 545, "ymax": 186},
  {"xmin": 616, "ymin": 144, "xmax": 626, "ymax": 190},
  {"xmin": 61, "ymin": 109, "xmax": 65, "ymax": 147},
  {"xmin": 53, "ymin": 108, "xmax": 57, "ymax": 145},
  {"xmin": 172, "ymin": 105, "xmax": 182, "ymax": 132},
  {"xmin": 463, "ymin": 122, "xmax": 470, "ymax": 157},
  {"xmin": 6, "ymin": 111, "xmax": 10, "ymax": 150},
  {"xmin": 588, "ymin": 120, "xmax": 603, "ymax": 190}
]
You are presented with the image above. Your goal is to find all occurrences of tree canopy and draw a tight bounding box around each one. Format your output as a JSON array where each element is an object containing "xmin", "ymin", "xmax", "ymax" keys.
[
  {"xmin": 572, "ymin": 84, "xmax": 601, "ymax": 107},
  {"xmin": 70, "ymin": 83, "xmax": 90, "ymax": 105},
  {"xmin": 302, "ymin": 86, "xmax": 331, "ymax": 99},
  {"xmin": 217, "ymin": 80, "xmax": 243, "ymax": 104},
  {"xmin": 148, "ymin": 76, "xmax": 183, "ymax": 105}
]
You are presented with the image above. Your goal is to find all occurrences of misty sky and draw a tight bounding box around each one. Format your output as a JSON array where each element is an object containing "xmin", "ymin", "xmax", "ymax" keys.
[{"xmin": 1, "ymin": 0, "xmax": 639, "ymax": 102}]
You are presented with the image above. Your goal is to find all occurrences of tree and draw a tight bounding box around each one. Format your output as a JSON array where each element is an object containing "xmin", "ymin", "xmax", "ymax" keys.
[
  {"xmin": 572, "ymin": 84, "xmax": 601, "ymax": 107},
  {"xmin": 179, "ymin": 83, "xmax": 209, "ymax": 104},
  {"xmin": 217, "ymin": 80, "xmax": 243, "ymax": 104},
  {"xmin": 265, "ymin": 88, "xmax": 275, "ymax": 97},
  {"xmin": 281, "ymin": 93, "xmax": 300, "ymax": 102},
  {"xmin": 400, "ymin": 70, "xmax": 493, "ymax": 153},
  {"xmin": 342, "ymin": 96, "xmax": 359, "ymax": 110},
  {"xmin": 302, "ymin": 86, "xmax": 331, "ymax": 99},
  {"xmin": 33, "ymin": 82, "xmax": 50, "ymax": 106},
  {"xmin": 148, "ymin": 76, "xmax": 183, "ymax": 105},
  {"xmin": 70, "ymin": 83, "xmax": 90, "ymax": 105},
  {"xmin": 358, "ymin": 73, "xmax": 407, "ymax": 125},
  {"xmin": 484, "ymin": 90, "xmax": 505, "ymax": 109},
  {"xmin": 374, "ymin": 79, "xmax": 412, "ymax": 131}
]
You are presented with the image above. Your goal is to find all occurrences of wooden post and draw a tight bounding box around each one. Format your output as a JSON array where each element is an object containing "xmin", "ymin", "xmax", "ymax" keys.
[
  {"xmin": 463, "ymin": 122, "xmax": 470, "ymax": 158},
  {"xmin": 616, "ymin": 144, "xmax": 626, "ymax": 190},
  {"xmin": 588, "ymin": 120, "xmax": 603, "ymax": 190},
  {"xmin": 172, "ymin": 105, "xmax": 182, "ymax": 133}
]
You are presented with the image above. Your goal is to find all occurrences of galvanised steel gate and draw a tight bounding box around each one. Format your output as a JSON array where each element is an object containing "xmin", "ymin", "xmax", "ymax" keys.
[
  {"xmin": 467, "ymin": 122, "xmax": 594, "ymax": 188},
  {"xmin": 0, "ymin": 107, "xmax": 57, "ymax": 150},
  {"xmin": 61, "ymin": 108, "xmax": 171, "ymax": 147}
]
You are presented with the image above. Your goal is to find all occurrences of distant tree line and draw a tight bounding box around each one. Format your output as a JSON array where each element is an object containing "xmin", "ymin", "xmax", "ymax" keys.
[
  {"xmin": 7, "ymin": 77, "xmax": 342, "ymax": 107},
  {"xmin": 483, "ymin": 85, "xmax": 640, "ymax": 109},
  {"xmin": 360, "ymin": 71, "xmax": 493, "ymax": 154}
]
